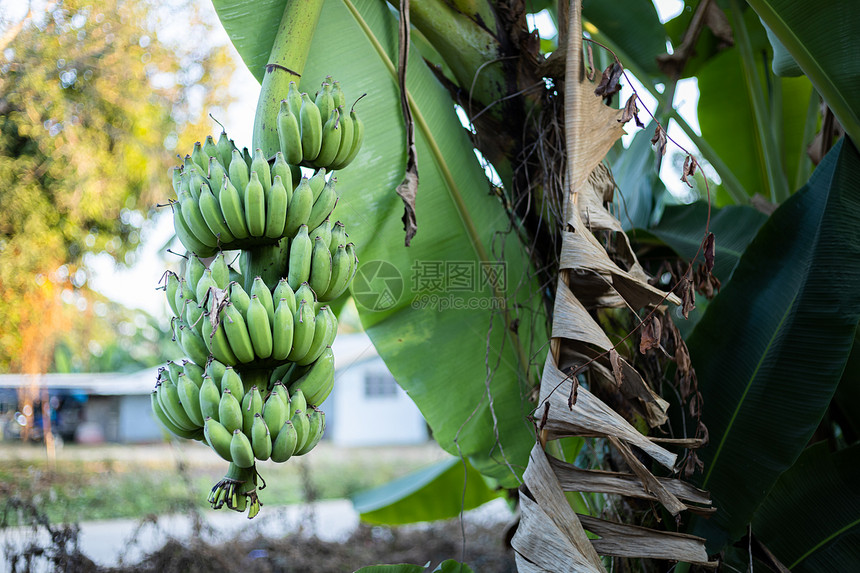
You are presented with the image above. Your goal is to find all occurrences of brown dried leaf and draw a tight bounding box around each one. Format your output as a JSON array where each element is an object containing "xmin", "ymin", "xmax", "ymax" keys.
[
  {"xmin": 609, "ymin": 348, "xmax": 624, "ymax": 388},
  {"xmin": 594, "ymin": 62, "xmax": 623, "ymax": 102},
  {"xmin": 704, "ymin": 1, "xmax": 734, "ymax": 46},
  {"xmin": 619, "ymin": 94, "xmax": 644, "ymax": 128},
  {"xmin": 586, "ymin": 42, "xmax": 595, "ymax": 81},
  {"xmin": 651, "ymin": 124, "xmax": 667, "ymax": 156},
  {"xmin": 702, "ymin": 232, "xmax": 715, "ymax": 273},
  {"xmin": 681, "ymin": 154, "xmax": 698, "ymax": 187},
  {"xmin": 396, "ymin": 166, "xmax": 418, "ymax": 246},
  {"xmin": 639, "ymin": 315, "xmax": 662, "ymax": 354}
]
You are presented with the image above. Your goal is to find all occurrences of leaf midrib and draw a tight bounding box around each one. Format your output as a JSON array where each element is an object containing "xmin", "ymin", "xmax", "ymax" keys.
[
  {"xmin": 702, "ymin": 290, "xmax": 798, "ymax": 488},
  {"xmin": 790, "ymin": 517, "xmax": 860, "ymax": 569},
  {"xmin": 339, "ymin": 0, "xmax": 531, "ymax": 376}
]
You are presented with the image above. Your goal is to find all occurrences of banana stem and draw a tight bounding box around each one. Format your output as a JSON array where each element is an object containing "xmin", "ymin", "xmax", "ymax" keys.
[{"xmin": 252, "ymin": 0, "xmax": 326, "ymax": 157}]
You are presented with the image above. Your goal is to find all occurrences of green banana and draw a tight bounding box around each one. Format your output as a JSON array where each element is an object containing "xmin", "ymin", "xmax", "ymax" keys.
[
  {"xmin": 230, "ymin": 429, "xmax": 255, "ymax": 468},
  {"xmin": 321, "ymin": 244, "xmax": 351, "ymax": 301},
  {"xmin": 265, "ymin": 175, "xmax": 288, "ymax": 239},
  {"xmin": 185, "ymin": 301, "xmax": 204, "ymax": 336},
  {"xmin": 195, "ymin": 268, "xmax": 218, "ymax": 303},
  {"xmin": 208, "ymin": 317, "xmax": 239, "ymax": 365},
  {"xmin": 160, "ymin": 379, "xmax": 199, "ymax": 431},
  {"xmin": 329, "ymin": 221, "xmax": 347, "ymax": 254},
  {"xmin": 287, "ymin": 81, "xmax": 303, "ymax": 118},
  {"xmin": 219, "ymin": 175, "xmax": 250, "ymax": 240},
  {"xmin": 316, "ymin": 109, "xmax": 342, "ymax": 168},
  {"xmin": 178, "ymin": 325, "xmax": 210, "ymax": 367},
  {"xmin": 180, "ymin": 186, "xmax": 220, "ymax": 248},
  {"xmin": 287, "ymin": 299, "xmax": 316, "ymax": 362},
  {"xmin": 270, "ymin": 364, "xmax": 294, "ymax": 388},
  {"xmin": 222, "ymin": 303, "xmax": 255, "ymax": 363},
  {"xmin": 179, "ymin": 277, "xmax": 196, "ymax": 307},
  {"xmin": 310, "ymin": 219, "xmax": 332, "ymax": 250},
  {"xmin": 250, "ymin": 148, "xmax": 271, "ymax": 197},
  {"xmin": 263, "ymin": 392, "xmax": 287, "ymax": 442},
  {"xmin": 165, "ymin": 272, "xmax": 181, "ymax": 317},
  {"xmin": 206, "ymin": 359, "xmax": 227, "ymax": 388},
  {"xmin": 218, "ymin": 388, "xmax": 243, "ymax": 434},
  {"xmin": 273, "ymin": 381, "xmax": 290, "ymax": 406},
  {"xmin": 207, "ymin": 156, "xmax": 227, "ymax": 197},
  {"xmin": 273, "ymin": 279, "xmax": 296, "ymax": 314},
  {"xmin": 171, "ymin": 166, "xmax": 182, "ymax": 195},
  {"xmin": 182, "ymin": 360, "xmax": 205, "ymax": 388},
  {"xmin": 216, "ymin": 131, "xmax": 235, "ymax": 169},
  {"xmin": 271, "ymin": 153, "xmax": 293, "ymax": 203},
  {"xmin": 299, "ymin": 93, "xmax": 322, "ymax": 162},
  {"xmin": 203, "ymin": 135, "xmax": 220, "ymax": 166},
  {"xmin": 199, "ymin": 186, "xmax": 235, "ymax": 247},
  {"xmin": 284, "ymin": 178, "xmax": 313, "ymax": 238},
  {"xmin": 192, "ymin": 141, "xmax": 209, "ymax": 173},
  {"xmin": 294, "ymin": 283, "xmax": 317, "ymax": 310},
  {"xmin": 290, "ymin": 408, "xmax": 311, "ymax": 454},
  {"xmin": 289, "ymin": 388, "xmax": 307, "ymax": 419},
  {"xmin": 308, "ymin": 169, "xmax": 327, "ymax": 202},
  {"xmin": 314, "ymin": 81, "xmax": 335, "ymax": 129},
  {"xmin": 244, "ymin": 171, "xmax": 266, "ymax": 237},
  {"xmin": 209, "ymin": 252, "xmax": 230, "ymax": 289},
  {"xmin": 242, "ymin": 147, "xmax": 253, "ymax": 169},
  {"xmin": 173, "ymin": 201, "xmax": 217, "ymax": 257},
  {"xmin": 272, "ymin": 297, "xmax": 295, "ymax": 361},
  {"xmin": 346, "ymin": 243, "xmax": 358, "ymax": 283},
  {"xmin": 333, "ymin": 108, "xmax": 364, "ymax": 170},
  {"xmin": 152, "ymin": 391, "xmax": 201, "ymax": 440},
  {"xmin": 287, "ymin": 225, "xmax": 312, "ymax": 290},
  {"xmin": 332, "ymin": 106, "xmax": 354, "ymax": 168},
  {"xmin": 185, "ymin": 255, "xmax": 206, "ymax": 291},
  {"xmin": 204, "ymin": 417, "xmax": 233, "ymax": 462},
  {"xmin": 294, "ymin": 407, "xmax": 325, "ymax": 456},
  {"xmin": 307, "ymin": 177, "xmax": 337, "ymax": 231},
  {"xmin": 277, "ymin": 100, "xmax": 303, "ymax": 165},
  {"xmin": 166, "ymin": 361, "xmax": 183, "ymax": 385},
  {"xmin": 270, "ymin": 420, "xmax": 298, "ymax": 463},
  {"xmin": 247, "ymin": 295, "xmax": 273, "ymax": 359},
  {"xmin": 199, "ymin": 375, "xmax": 221, "ymax": 422},
  {"xmin": 221, "ymin": 366, "xmax": 244, "ymax": 398},
  {"xmin": 331, "ymin": 80, "xmax": 346, "ymax": 109},
  {"xmin": 183, "ymin": 154, "xmax": 205, "ymax": 181},
  {"xmin": 251, "ymin": 414, "xmax": 272, "ymax": 461},
  {"xmin": 290, "ymin": 346, "xmax": 335, "ymax": 405},
  {"xmin": 251, "ymin": 276, "xmax": 275, "ymax": 326},
  {"xmin": 296, "ymin": 307, "xmax": 331, "ymax": 366},
  {"xmin": 229, "ymin": 282, "xmax": 251, "ymax": 317},
  {"xmin": 229, "ymin": 149, "xmax": 250, "ymax": 198},
  {"xmin": 178, "ymin": 373, "xmax": 204, "ymax": 426},
  {"xmin": 242, "ymin": 385, "xmax": 264, "ymax": 435},
  {"xmin": 324, "ymin": 306, "xmax": 338, "ymax": 347}
]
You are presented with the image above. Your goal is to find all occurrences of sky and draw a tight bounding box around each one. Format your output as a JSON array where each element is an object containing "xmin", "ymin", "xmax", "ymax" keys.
[{"xmin": 85, "ymin": 0, "xmax": 701, "ymax": 320}]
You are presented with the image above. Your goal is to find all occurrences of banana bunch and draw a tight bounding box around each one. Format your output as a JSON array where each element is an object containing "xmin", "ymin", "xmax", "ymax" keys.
[
  {"xmin": 156, "ymin": 78, "xmax": 363, "ymax": 519},
  {"xmin": 169, "ymin": 134, "xmax": 343, "ymax": 256},
  {"xmin": 151, "ymin": 356, "xmax": 329, "ymax": 518},
  {"xmin": 277, "ymin": 78, "xmax": 364, "ymax": 172}
]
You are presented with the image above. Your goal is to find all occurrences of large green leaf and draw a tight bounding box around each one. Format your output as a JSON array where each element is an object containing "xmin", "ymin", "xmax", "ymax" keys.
[
  {"xmin": 685, "ymin": 138, "xmax": 860, "ymax": 550},
  {"xmin": 210, "ymin": 0, "xmax": 287, "ymax": 83},
  {"xmin": 645, "ymin": 202, "xmax": 768, "ymax": 283},
  {"xmin": 752, "ymin": 443, "xmax": 860, "ymax": 571},
  {"xmin": 352, "ymin": 457, "xmax": 501, "ymax": 525},
  {"xmin": 747, "ymin": 0, "xmax": 860, "ymax": 145},
  {"xmin": 293, "ymin": 0, "xmax": 544, "ymax": 487},
  {"xmin": 611, "ymin": 122, "xmax": 666, "ymax": 231},
  {"xmin": 833, "ymin": 323, "xmax": 860, "ymax": 443},
  {"xmin": 695, "ymin": 8, "xmax": 813, "ymax": 201}
]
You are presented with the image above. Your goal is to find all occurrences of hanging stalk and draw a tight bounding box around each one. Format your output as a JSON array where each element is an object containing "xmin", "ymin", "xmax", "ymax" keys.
[{"xmin": 252, "ymin": 0, "xmax": 326, "ymax": 158}]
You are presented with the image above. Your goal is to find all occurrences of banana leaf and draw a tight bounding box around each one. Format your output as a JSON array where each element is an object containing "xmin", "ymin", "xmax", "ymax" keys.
[
  {"xmin": 611, "ymin": 122, "xmax": 666, "ymax": 231},
  {"xmin": 833, "ymin": 323, "xmax": 860, "ymax": 444},
  {"xmin": 685, "ymin": 137, "xmax": 860, "ymax": 550},
  {"xmin": 643, "ymin": 202, "xmax": 768, "ymax": 284},
  {"xmin": 695, "ymin": 8, "xmax": 813, "ymax": 202},
  {"xmin": 211, "ymin": 0, "xmax": 545, "ymax": 487},
  {"xmin": 751, "ymin": 442, "xmax": 860, "ymax": 571},
  {"xmin": 210, "ymin": 0, "xmax": 287, "ymax": 83},
  {"xmin": 747, "ymin": 0, "xmax": 860, "ymax": 145},
  {"xmin": 352, "ymin": 457, "xmax": 501, "ymax": 525}
]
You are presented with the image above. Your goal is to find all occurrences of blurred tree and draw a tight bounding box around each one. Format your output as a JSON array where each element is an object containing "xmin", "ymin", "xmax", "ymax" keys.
[{"xmin": 0, "ymin": 0, "xmax": 234, "ymax": 376}]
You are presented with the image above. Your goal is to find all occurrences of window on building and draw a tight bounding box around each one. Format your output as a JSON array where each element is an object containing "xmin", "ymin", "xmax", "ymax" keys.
[{"xmin": 364, "ymin": 371, "xmax": 398, "ymax": 398}]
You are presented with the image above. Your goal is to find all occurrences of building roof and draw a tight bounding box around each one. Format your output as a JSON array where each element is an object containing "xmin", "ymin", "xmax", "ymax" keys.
[{"xmin": 0, "ymin": 332, "xmax": 381, "ymax": 397}]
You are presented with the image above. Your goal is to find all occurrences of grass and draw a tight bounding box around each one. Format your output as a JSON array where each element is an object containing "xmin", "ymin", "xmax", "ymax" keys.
[{"xmin": 0, "ymin": 440, "xmax": 448, "ymax": 525}]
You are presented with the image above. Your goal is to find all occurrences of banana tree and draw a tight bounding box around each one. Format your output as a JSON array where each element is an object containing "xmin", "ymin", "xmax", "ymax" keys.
[{"xmin": 204, "ymin": 0, "xmax": 860, "ymax": 570}]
